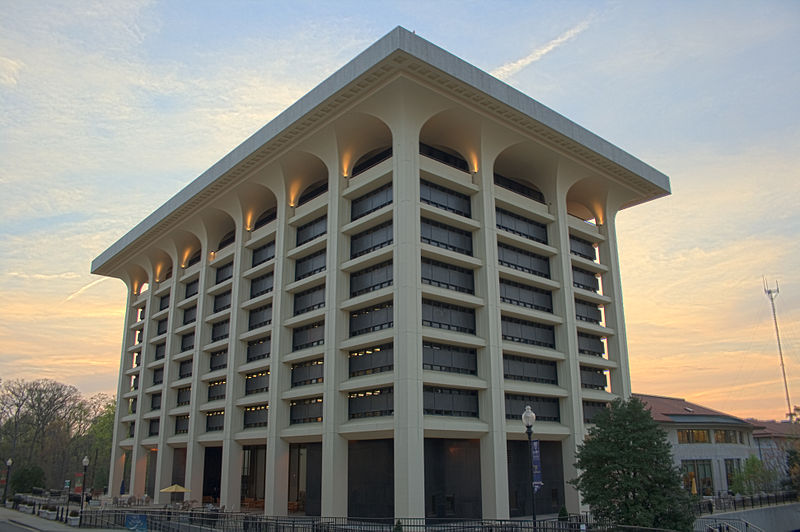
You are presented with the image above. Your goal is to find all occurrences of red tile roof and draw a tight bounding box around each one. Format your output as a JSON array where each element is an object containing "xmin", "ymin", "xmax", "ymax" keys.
[
  {"xmin": 748, "ymin": 419, "xmax": 800, "ymax": 439},
  {"xmin": 633, "ymin": 393, "xmax": 754, "ymax": 426}
]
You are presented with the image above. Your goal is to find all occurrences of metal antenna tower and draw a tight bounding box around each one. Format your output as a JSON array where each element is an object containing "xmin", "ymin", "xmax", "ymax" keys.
[{"xmin": 764, "ymin": 277, "xmax": 793, "ymax": 420}]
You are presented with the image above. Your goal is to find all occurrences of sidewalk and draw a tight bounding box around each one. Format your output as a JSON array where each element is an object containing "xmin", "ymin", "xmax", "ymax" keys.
[{"xmin": 0, "ymin": 506, "xmax": 118, "ymax": 532}]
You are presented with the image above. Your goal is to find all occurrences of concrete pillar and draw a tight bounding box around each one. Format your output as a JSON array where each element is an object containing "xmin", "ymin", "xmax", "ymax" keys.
[
  {"xmin": 475, "ymin": 152, "xmax": 511, "ymax": 520},
  {"xmin": 551, "ymin": 165, "xmax": 585, "ymax": 514},
  {"xmin": 320, "ymin": 143, "xmax": 349, "ymax": 518},
  {"xmin": 596, "ymin": 211, "xmax": 630, "ymax": 398},
  {"xmin": 219, "ymin": 220, "xmax": 247, "ymax": 511},
  {"xmin": 392, "ymin": 105, "xmax": 426, "ymax": 520}
]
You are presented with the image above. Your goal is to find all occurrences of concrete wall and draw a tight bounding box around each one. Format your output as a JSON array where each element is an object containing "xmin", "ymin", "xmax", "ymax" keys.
[{"xmin": 699, "ymin": 502, "xmax": 800, "ymax": 532}]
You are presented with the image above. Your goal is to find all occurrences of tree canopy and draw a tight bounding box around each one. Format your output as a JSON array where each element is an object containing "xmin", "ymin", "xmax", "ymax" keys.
[
  {"xmin": 730, "ymin": 455, "xmax": 777, "ymax": 495},
  {"xmin": 0, "ymin": 378, "xmax": 114, "ymax": 495},
  {"xmin": 570, "ymin": 397, "xmax": 695, "ymax": 531}
]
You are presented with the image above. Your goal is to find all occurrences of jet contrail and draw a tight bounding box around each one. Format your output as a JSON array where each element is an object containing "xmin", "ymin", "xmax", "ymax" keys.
[
  {"xmin": 491, "ymin": 19, "xmax": 592, "ymax": 81},
  {"xmin": 65, "ymin": 278, "xmax": 108, "ymax": 301}
]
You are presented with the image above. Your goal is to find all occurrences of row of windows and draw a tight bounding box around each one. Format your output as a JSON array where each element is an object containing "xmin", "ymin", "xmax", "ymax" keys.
[
  {"xmin": 421, "ymin": 299, "xmax": 475, "ymax": 334},
  {"xmin": 132, "ymin": 391, "xmax": 607, "ymax": 435},
  {"xmin": 295, "ymin": 285, "xmax": 325, "ymax": 316},
  {"xmin": 349, "ymin": 387, "xmax": 393, "ymax": 419},
  {"xmin": 499, "ymin": 279, "xmax": 552, "ymax": 312},
  {"xmin": 350, "ymin": 260, "xmax": 392, "ymax": 297},
  {"xmin": 421, "ymin": 258, "xmax": 474, "ymax": 294},
  {"xmin": 147, "ymin": 344, "xmax": 598, "ymax": 398},
  {"xmin": 678, "ymin": 429, "xmax": 747, "ymax": 445},
  {"xmin": 351, "ymin": 221, "xmax": 393, "ymax": 259},
  {"xmin": 138, "ymin": 404, "xmax": 272, "ymax": 437},
  {"xmin": 351, "ymin": 182, "xmax": 392, "ymax": 221},
  {"xmin": 420, "ymin": 218, "xmax": 472, "ymax": 256},
  {"xmin": 291, "ymin": 359, "xmax": 324, "ymax": 387},
  {"xmin": 420, "ymin": 179, "xmax": 471, "ymax": 218},
  {"xmin": 496, "ymin": 208, "xmax": 547, "ymax": 244},
  {"xmin": 350, "ymin": 302, "xmax": 393, "ymax": 337},
  {"xmin": 142, "ymin": 313, "xmax": 601, "ymax": 378}
]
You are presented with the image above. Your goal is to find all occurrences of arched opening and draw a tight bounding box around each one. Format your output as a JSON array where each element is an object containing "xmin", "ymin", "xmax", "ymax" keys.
[
  {"xmin": 419, "ymin": 109, "xmax": 480, "ymax": 174},
  {"xmin": 566, "ymin": 177, "xmax": 609, "ymax": 225},
  {"xmin": 335, "ymin": 112, "xmax": 393, "ymax": 178},
  {"xmin": 282, "ymin": 152, "xmax": 329, "ymax": 208},
  {"xmin": 239, "ymin": 183, "xmax": 278, "ymax": 232},
  {"xmin": 147, "ymin": 250, "xmax": 173, "ymax": 283},
  {"xmin": 493, "ymin": 143, "xmax": 557, "ymax": 205},
  {"xmin": 297, "ymin": 179, "xmax": 328, "ymax": 206},
  {"xmin": 128, "ymin": 265, "xmax": 149, "ymax": 296},
  {"xmin": 202, "ymin": 209, "xmax": 237, "ymax": 253},
  {"xmin": 351, "ymin": 146, "xmax": 392, "ymax": 177},
  {"xmin": 173, "ymin": 231, "xmax": 202, "ymax": 269}
]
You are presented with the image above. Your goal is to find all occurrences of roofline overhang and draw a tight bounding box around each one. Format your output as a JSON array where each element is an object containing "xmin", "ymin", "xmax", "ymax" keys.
[{"xmin": 91, "ymin": 26, "xmax": 671, "ymax": 278}]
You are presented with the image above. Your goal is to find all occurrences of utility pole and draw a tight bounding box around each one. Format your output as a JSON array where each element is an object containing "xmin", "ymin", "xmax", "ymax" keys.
[{"xmin": 764, "ymin": 278, "xmax": 793, "ymax": 421}]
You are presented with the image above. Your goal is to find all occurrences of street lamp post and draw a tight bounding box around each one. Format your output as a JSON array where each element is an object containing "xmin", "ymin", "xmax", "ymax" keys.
[
  {"xmin": 522, "ymin": 406, "xmax": 536, "ymax": 528},
  {"xmin": 3, "ymin": 458, "xmax": 12, "ymax": 505},
  {"xmin": 79, "ymin": 456, "xmax": 89, "ymax": 527}
]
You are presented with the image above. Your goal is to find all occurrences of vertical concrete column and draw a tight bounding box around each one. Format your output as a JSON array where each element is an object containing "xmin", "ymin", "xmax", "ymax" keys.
[
  {"xmin": 131, "ymin": 448, "xmax": 148, "ymax": 497},
  {"xmin": 220, "ymin": 221, "xmax": 247, "ymax": 511},
  {"xmin": 264, "ymin": 194, "xmax": 291, "ymax": 516},
  {"xmin": 392, "ymin": 110, "xmax": 426, "ymax": 520},
  {"xmin": 184, "ymin": 242, "xmax": 210, "ymax": 504},
  {"xmin": 129, "ymin": 279, "xmax": 155, "ymax": 499},
  {"xmin": 320, "ymin": 144, "xmax": 349, "ymax": 518},
  {"xmin": 474, "ymin": 148, "xmax": 511, "ymax": 519},
  {"xmin": 596, "ymin": 209, "xmax": 631, "ymax": 398},
  {"xmin": 153, "ymin": 262, "xmax": 180, "ymax": 504},
  {"xmin": 550, "ymin": 168, "xmax": 584, "ymax": 514},
  {"xmin": 109, "ymin": 284, "xmax": 135, "ymax": 496}
]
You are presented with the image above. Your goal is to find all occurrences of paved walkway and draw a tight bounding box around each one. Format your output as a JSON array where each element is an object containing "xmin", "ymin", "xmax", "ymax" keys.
[{"xmin": 0, "ymin": 506, "xmax": 118, "ymax": 532}]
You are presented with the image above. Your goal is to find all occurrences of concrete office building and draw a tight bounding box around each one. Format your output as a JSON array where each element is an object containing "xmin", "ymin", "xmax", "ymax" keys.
[{"xmin": 92, "ymin": 27, "xmax": 670, "ymax": 519}]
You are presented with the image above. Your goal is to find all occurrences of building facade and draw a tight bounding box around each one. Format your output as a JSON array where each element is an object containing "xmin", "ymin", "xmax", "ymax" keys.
[
  {"xmin": 92, "ymin": 28, "xmax": 670, "ymax": 519},
  {"xmin": 635, "ymin": 394, "xmax": 757, "ymax": 496},
  {"xmin": 752, "ymin": 419, "xmax": 799, "ymax": 488}
]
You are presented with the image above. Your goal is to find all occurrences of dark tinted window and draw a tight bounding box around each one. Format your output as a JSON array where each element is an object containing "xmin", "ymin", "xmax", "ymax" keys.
[
  {"xmin": 351, "ymin": 183, "xmax": 392, "ymax": 220},
  {"xmin": 420, "ymin": 218, "xmax": 472, "ymax": 256}
]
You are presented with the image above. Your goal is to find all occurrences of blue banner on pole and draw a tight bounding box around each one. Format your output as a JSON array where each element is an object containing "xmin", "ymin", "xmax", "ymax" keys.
[{"xmin": 531, "ymin": 439, "xmax": 543, "ymax": 493}]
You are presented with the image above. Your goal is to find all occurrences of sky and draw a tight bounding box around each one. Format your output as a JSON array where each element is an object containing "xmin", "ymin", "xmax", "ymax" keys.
[{"xmin": 1, "ymin": 0, "xmax": 799, "ymax": 421}]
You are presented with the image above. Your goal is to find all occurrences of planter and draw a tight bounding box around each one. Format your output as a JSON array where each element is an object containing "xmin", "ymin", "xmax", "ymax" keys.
[
  {"xmin": 46, "ymin": 510, "xmax": 57, "ymax": 520},
  {"xmin": 5, "ymin": 501, "xmax": 13, "ymax": 509},
  {"xmin": 68, "ymin": 516, "xmax": 81, "ymax": 527},
  {"xmin": 19, "ymin": 505, "xmax": 32, "ymax": 514}
]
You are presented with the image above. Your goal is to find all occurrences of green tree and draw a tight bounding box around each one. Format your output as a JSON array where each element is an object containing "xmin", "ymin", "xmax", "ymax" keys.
[
  {"xmin": 84, "ymin": 399, "xmax": 115, "ymax": 492},
  {"xmin": 570, "ymin": 397, "xmax": 695, "ymax": 532},
  {"xmin": 730, "ymin": 456, "xmax": 776, "ymax": 495},
  {"xmin": 10, "ymin": 464, "xmax": 45, "ymax": 495}
]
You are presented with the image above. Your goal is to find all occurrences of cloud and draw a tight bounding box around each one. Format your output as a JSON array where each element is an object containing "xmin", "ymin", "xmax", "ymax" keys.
[
  {"xmin": 7, "ymin": 271, "xmax": 81, "ymax": 280},
  {"xmin": 0, "ymin": 56, "xmax": 23, "ymax": 86},
  {"xmin": 491, "ymin": 19, "xmax": 592, "ymax": 80}
]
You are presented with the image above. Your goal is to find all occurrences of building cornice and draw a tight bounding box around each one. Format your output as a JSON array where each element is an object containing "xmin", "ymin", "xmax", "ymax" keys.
[{"xmin": 92, "ymin": 26, "xmax": 670, "ymax": 278}]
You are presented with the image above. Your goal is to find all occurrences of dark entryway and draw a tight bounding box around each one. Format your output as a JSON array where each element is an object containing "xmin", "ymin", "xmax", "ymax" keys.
[
  {"xmin": 241, "ymin": 445, "xmax": 266, "ymax": 509},
  {"xmin": 170, "ymin": 448, "xmax": 187, "ymax": 502},
  {"xmin": 348, "ymin": 439, "xmax": 394, "ymax": 518},
  {"xmin": 288, "ymin": 442, "xmax": 321, "ymax": 516},
  {"xmin": 424, "ymin": 438, "xmax": 481, "ymax": 518},
  {"xmin": 203, "ymin": 446, "xmax": 222, "ymax": 504},
  {"xmin": 507, "ymin": 440, "xmax": 564, "ymax": 517}
]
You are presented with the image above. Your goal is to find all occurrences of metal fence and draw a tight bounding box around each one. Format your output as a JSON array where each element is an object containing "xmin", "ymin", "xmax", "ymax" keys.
[
  {"xmin": 694, "ymin": 517, "xmax": 765, "ymax": 532},
  {"xmin": 693, "ymin": 490, "xmax": 797, "ymax": 515},
  {"xmin": 79, "ymin": 510, "xmax": 676, "ymax": 532}
]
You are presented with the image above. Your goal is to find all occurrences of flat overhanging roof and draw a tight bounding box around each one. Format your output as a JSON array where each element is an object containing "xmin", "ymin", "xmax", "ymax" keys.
[{"xmin": 92, "ymin": 26, "xmax": 670, "ymax": 277}]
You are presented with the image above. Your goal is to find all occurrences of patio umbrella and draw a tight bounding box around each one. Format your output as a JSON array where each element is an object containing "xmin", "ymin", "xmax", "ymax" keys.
[{"xmin": 160, "ymin": 484, "xmax": 190, "ymax": 493}]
